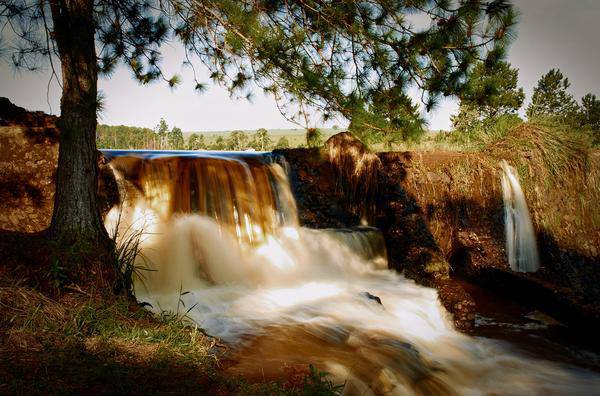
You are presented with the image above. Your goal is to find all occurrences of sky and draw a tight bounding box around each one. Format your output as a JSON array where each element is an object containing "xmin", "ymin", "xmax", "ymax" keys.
[{"xmin": 1, "ymin": 0, "xmax": 599, "ymax": 132}]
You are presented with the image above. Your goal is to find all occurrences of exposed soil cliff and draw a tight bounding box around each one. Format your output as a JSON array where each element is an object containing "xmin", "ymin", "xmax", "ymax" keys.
[
  {"xmin": 397, "ymin": 126, "xmax": 599, "ymax": 333},
  {"xmin": 0, "ymin": 99, "xmax": 117, "ymax": 234},
  {"xmin": 0, "ymin": 98, "xmax": 59, "ymax": 233}
]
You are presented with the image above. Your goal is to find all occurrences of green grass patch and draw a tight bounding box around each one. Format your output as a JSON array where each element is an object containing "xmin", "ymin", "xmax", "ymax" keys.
[{"xmin": 0, "ymin": 283, "xmax": 343, "ymax": 395}]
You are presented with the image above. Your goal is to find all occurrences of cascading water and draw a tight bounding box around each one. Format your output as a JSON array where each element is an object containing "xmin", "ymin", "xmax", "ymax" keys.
[
  {"xmin": 500, "ymin": 160, "xmax": 540, "ymax": 273},
  {"xmin": 104, "ymin": 150, "xmax": 599, "ymax": 395}
]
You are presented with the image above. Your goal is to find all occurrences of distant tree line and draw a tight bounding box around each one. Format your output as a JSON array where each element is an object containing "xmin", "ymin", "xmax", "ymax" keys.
[
  {"xmin": 97, "ymin": 121, "xmax": 293, "ymax": 151},
  {"xmin": 189, "ymin": 128, "xmax": 291, "ymax": 151},
  {"xmin": 97, "ymin": 118, "xmax": 184, "ymax": 150}
]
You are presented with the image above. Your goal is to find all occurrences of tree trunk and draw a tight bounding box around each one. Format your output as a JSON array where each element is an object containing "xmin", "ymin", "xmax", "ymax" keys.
[{"xmin": 48, "ymin": 0, "xmax": 110, "ymax": 251}]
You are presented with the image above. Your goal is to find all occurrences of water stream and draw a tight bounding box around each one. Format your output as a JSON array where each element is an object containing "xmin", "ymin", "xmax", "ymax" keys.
[
  {"xmin": 500, "ymin": 160, "xmax": 540, "ymax": 273},
  {"xmin": 103, "ymin": 150, "xmax": 599, "ymax": 395}
]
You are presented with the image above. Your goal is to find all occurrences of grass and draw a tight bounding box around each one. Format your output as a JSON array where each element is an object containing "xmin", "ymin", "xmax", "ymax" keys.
[
  {"xmin": 0, "ymin": 202, "xmax": 344, "ymax": 394},
  {"xmin": 0, "ymin": 195, "xmax": 344, "ymax": 394},
  {"xmin": 389, "ymin": 130, "xmax": 475, "ymax": 152},
  {"xmin": 0, "ymin": 284, "xmax": 214, "ymax": 394},
  {"xmin": 0, "ymin": 273, "xmax": 343, "ymax": 395}
]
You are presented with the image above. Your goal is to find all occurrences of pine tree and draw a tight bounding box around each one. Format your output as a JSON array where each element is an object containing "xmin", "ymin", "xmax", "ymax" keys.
[
  {"xmin": 451, "ymin": 61, "xmax": 524, "ymax": 142},
  {"xmin": 275, "ymin": 136, "xmax": 290, "ymax": 149},
  {"xmin": 1, "ymin": 0, "xmax": 518, "ymax": 276},
  {"xmin": 526, "ymin": 69, "xmax": 579, "ymax": 124},
  {"xmin": 580, "ymin": 93, "xmax": 600, "ymax": 144},
  {"xmin": 212, "ymin": 136, "xmax": 226, "ymax": 151},
  {"xmin": 580, "ymin": 94, "xmax": 600, "ymax": 129},
  {"xmin": 461, "ymin": 61, "xmax": 524, "ymax": 118},
  {"xmin": 168, "ymin": 126, "xmax": 184, "ymax": 150},
  {"xmin": 187, "ymin": 133, "xmax": 207, "ymax": 150},
  {"xmin": 226, "ymin": 131, "xmax": 248, "ymax": 151},
  {"xmin": 197, "ymin": 134, "xmax": 207, "ymax": 150},
  {"xmin": 155, "ymin": 118, "xmax": 169, "ymax": 150},
  {"xmin": 252, "ymin": 128, "xmax": 272, "ymax": 151}
]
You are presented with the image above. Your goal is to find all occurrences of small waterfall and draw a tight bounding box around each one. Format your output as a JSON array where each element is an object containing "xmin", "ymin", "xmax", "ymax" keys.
[
  {"xmin": 307, "ymin": 226, "xmax": 388, "ymax": 269},
  {"xmin": 101, "ymin": 150, "xmax": 600, "ymax": 394},
  {"xmin": 500, "ymin": 160, "xmax": 540, "ymax": 273},
  {"xmin": 103, "ymin": 150, "xmax": 298, "ymax": 247}
]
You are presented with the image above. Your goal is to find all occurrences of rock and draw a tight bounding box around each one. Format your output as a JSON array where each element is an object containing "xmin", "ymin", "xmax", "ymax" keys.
[
  {"xmin": 361, "ymin": 292, "xmax": 383, "ymax": 306},
  {"xmin": 436, "ymin": 281, "xmax": 477, "ymax": 330}
]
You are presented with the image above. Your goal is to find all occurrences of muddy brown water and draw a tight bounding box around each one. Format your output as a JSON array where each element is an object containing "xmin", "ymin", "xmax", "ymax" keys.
[{"xmin": 457, "ymin": 279, "xmax": 600, "ymax": 374}]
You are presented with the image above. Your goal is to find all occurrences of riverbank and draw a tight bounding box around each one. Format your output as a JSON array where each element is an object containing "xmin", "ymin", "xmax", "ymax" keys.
[
  {"xmin": 0, "ymin": 266, "xmax": 341, "ymax": 395},
  {"xmin": 2, "ymin": 96, "xmax": 599, "ymax": 331}
]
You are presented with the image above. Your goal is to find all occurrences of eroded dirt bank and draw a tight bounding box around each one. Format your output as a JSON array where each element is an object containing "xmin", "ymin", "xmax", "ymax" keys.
[{"xmin": 0, "ymin": 98, "xmax": 116, "ymax": 233}]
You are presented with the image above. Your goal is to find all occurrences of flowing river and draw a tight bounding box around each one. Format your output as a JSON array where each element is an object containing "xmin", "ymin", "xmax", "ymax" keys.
[{"xmin": 102, "ymin": 150, "xmax": 600, "ymax": 396}]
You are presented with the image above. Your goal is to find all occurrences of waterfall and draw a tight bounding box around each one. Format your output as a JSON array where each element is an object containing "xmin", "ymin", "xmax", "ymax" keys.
[
  {"xmin": 102, "ymin": 150, "xmax": 599, "ymax": 395},
  {"xmin": 103, "ymin": 150, "xmax": 299, "ymax": 247},
  {"xmin": 500, "ymin": 160, "xmax": 540, "ymax": 273}
]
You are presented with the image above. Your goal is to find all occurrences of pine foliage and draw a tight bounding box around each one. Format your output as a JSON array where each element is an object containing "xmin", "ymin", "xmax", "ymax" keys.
[{"xmin": 2, "ymin": 0, "xmax": 518, "ymax": 143}]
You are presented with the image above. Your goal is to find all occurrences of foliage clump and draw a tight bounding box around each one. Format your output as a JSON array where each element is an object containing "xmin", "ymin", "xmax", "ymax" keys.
[
  {"xmin": 526, "ymin": 69, "xmax": 579, "ymax": 125},
  {"xmin": 306, "ymin": 128, "xmax": 324, "ymax": 148},
  {"xmin": 449, "ymin": 61, "xmax": 524, "ymax": 149},
  {"xmin": 226, "ymin": 130, "xmax": 249, "ymax": 150},
  {"xmin": 326, "ymin": 132, "xmax": 380, "ymax": 223},
  {"xmin": 275, "ymin": 136, "xmax": 291, "ymax": 149},
  {"xmin": 251, "ymin": 128, "xmax": 272, "ymax": 151},
  {"xmin": 187, "ymin": 133, "xmax": 207, "ymax": 150}
]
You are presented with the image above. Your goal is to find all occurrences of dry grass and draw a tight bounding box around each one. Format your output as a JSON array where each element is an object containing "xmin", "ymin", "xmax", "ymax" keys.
[
  {"xmin": 0, "ymin": 280, "xmax": 221, "ymax": 394},
  {"xmin": 487, "ymin": 123, "xmax": 599, "ymax": 254},
  {"xmin": 326, "ymin": 132, "xmax": 380, "ymax": 222}
]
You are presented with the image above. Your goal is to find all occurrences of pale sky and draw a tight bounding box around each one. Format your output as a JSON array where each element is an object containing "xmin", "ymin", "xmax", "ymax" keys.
[{"xmin": 1, "ymin": 0, "xmax": 598, "ymax": 132}]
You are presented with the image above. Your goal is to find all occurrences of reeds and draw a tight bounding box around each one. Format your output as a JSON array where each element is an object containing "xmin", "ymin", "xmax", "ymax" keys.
[{"xmin": 108, "ymin": 202, "xmax": 155, "ymax": 296}]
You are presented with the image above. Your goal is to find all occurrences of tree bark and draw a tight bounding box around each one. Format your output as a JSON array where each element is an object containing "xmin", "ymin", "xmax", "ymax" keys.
[{"xmin": 48, "ymin": 0, "xmax": 109, "ymax": 249}]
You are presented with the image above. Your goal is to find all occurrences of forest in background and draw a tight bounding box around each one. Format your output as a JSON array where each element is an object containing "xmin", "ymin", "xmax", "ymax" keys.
[
  {"xmin": 97, "ymin": 65, "xmax": 599, "ymax": 153},
  {"xmin": 96, "ymin": 123, "xmax": 342, "ymax": 151}
]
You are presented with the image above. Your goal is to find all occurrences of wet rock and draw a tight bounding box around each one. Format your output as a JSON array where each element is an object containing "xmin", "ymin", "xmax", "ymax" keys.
[
  {"xmin": 436, "ymin": 281, "xmax": 477, "ymax": 330},
  {"xmin": 274, "ymin": 146, "xmax": 361, "ymax": 228},
  {"xmin": 361, "ymin": 292, "xmax": 383, "ymax": 306}
]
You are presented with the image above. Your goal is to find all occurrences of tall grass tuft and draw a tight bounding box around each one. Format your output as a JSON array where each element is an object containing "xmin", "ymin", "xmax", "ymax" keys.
[{"xmin": 108, "ymin": 203, "xmax": 155, "ymax": 296}]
